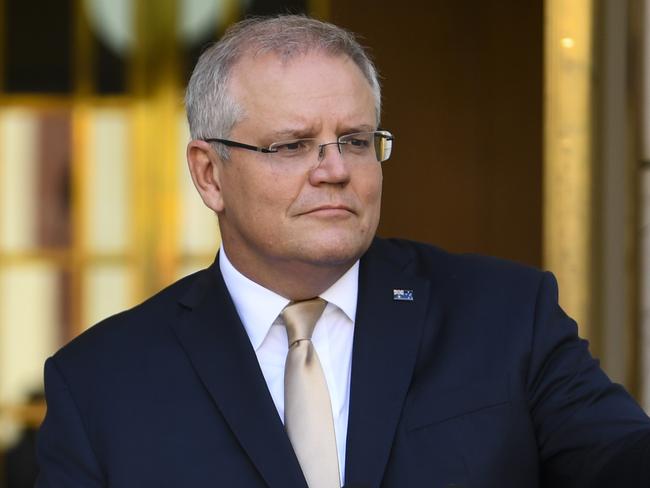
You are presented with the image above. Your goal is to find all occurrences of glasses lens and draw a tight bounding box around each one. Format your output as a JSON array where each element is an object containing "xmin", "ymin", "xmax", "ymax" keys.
[
  {"xmin": 266, "ymin": 131, "xmax": 394, "ymax": 169},
  {"xmin": 268, "ymin": 139, "xmax": 317, "ymax": 159},
  {"xmin": 339, "ymin": 131, "xmax": 394, "ymax": 162},
  {"xmin": 374, "ymin": 131, "xmax": 393, "ymax": 162}
]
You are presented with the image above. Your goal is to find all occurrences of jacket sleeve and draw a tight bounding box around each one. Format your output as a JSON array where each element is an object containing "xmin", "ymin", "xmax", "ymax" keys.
[
  {"xmin": 526, "ymin": 272, "xmax": 650, "ymax": 487},
  {"xmin": 589, "ymin": 431, "xmax": 650, "ymax": 487},
  {"xmin": 36, "ymin": 357, "xmax": 106, "ymax": 487}
]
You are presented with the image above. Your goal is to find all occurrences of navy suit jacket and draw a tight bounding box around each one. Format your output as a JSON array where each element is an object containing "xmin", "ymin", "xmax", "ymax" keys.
[{"xmin": 36, "ymin": 238, "xmax": 650, "ymax": 487}]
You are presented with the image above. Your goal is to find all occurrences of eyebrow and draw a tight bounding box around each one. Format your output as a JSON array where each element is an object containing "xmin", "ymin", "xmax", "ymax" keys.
[
  {"xmin": 268, "ymin": 123, "xmax": 377, "ymax": 141},
  {"xmin": 268, "ymin": 127, "xmax": 319, "ymax": 140},
  {"xmin": 340, "ymin": 124, "xmax": 375, "ymax": 134}
]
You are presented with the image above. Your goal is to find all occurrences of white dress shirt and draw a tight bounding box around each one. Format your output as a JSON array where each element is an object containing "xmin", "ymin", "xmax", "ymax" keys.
[{"xmin": 219, "ymin": 247, "xmax": 357, "ymax": 484}]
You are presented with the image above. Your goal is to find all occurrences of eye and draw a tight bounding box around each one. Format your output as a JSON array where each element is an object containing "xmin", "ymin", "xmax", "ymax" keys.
[
  {"xmin": 271, "ymin": 139, "xmax": 313, "ymax": 157},
  {"xmin": 341, "ymin": 133, "xmax": 372, "ymax": 152},
  {"xmin": 273, "ymin": 139, "xmax": 308, "ymax": 152},
  {"xmin": 280, "ymin": 141, "xmax": 302, "ymax": 151},
  {"xmin": 347, "ymin": 137, "xmax": 370, "ymax": 148}
]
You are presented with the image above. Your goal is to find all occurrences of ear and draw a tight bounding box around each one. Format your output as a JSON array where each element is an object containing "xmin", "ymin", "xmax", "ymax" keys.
[{"xmin": 187, "ymin": 140, "xmax": 225, "ymax": 213}]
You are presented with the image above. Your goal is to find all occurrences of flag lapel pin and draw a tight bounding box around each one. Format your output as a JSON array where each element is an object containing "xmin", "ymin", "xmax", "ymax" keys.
[{"xmin": 393, "ymin": 289, "xmax": 414, "ymax": 301}]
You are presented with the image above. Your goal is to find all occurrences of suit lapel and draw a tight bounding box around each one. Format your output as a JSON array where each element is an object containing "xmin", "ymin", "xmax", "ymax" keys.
[
  {"xmin": 345, "ymin": 240, "xmax": 432, "ymax": 488},
  {"xmin": 172, "ymin": 262, "xmax": 306, "ymax": 488}
]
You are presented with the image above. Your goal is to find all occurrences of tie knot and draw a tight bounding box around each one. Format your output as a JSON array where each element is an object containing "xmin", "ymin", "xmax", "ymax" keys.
[{"xmin": 281, "ymin": 297, "xmax": 327, "ymax": 346}]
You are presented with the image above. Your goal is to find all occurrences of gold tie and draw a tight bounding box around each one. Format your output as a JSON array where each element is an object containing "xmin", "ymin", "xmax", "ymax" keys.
[{"xmin": 282, "ymin": 298, "xmax": 340, "ymax": 488}]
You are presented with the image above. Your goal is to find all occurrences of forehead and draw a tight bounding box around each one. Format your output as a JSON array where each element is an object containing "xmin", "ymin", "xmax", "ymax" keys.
[{"xmin": 228, "ymin": 51, "xmax": 376, "ymax": 134}]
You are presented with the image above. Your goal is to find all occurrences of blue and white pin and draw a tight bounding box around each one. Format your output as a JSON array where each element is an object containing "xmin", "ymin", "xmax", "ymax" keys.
[{"xmin": 393, "ymin": 289, "xmax": 414, "ymax": 301}]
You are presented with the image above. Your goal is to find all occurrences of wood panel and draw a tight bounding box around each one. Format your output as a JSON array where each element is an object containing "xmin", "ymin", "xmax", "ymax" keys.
[{"xmin": 332, "ymin": 0, "xmax": 543, "ymax": 266}]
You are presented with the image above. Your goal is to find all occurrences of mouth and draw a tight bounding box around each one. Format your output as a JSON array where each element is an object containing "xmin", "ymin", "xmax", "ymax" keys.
[{"xmin": 300, "ymin": 205, "xmax": 356, "ymax": 217}]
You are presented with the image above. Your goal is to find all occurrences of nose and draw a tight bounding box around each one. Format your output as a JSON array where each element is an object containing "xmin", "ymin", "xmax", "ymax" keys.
[{"xmin": 309, "ymin": 141, "xmax": 350, "ymax": 185}]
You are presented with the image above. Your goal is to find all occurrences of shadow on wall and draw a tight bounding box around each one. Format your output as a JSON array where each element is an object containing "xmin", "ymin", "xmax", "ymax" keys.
[{"xmin": 1, "ymin": 391, "xmax": 44, "ymax": 488}]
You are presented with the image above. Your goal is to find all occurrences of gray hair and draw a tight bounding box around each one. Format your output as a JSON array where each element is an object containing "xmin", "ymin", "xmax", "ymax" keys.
[{"xmin": 185, "ymin": 15, "xmax": 382, "ymax": 159}]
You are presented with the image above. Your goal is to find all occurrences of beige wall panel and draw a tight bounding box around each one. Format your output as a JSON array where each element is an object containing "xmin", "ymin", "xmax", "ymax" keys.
[
  {"xmin": 0, "ymin": 109, "xmax": 38, "ymax": 251},
  {"xmin": 85, "ymin": 108, "xmax": 131, "ymax": 253},
  {"xmin": 83, "ymin": 265, "xmax": 132, "ymax": 329},
  {"xmin": 177, "ymin": 260, "xmax": 212, "ymax": 281},
  {"xmin": 0, "ymin": 264, "xmax": 59, "ymax": 445}
]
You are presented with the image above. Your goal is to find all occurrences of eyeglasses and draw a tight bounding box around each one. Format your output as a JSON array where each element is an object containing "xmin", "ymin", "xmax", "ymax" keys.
[{"xmin": 204, "ymin": 130, "xmax": 394, "ymax": 164}]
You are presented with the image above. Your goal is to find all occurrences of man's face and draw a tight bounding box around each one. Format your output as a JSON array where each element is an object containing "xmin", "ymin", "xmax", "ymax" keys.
[{"xmin": 210, "ymin": 51, "xmax": 382, "ymax": 281}]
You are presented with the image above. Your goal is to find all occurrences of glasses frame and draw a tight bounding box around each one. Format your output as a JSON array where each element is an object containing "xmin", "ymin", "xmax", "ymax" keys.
[{"xmin": 203, "ymin": 130, "xmax": 394, "ymax": 163}]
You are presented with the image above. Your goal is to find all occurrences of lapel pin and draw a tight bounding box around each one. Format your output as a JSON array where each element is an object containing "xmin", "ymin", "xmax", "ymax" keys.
[{"xmin": 393, "ymin": 289, "xmax": 414, "ymax": 301}]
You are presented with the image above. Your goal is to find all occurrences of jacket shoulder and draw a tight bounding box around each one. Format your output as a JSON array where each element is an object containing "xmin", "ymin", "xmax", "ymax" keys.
[{"xmin": 371, "ymin": 237, "xmax": 545, "ymax": 284}]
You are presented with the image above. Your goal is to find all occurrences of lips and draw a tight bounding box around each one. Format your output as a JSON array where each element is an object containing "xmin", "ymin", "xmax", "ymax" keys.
[{"xmin": 299, "ymin": 204, "xmax": 356, "ymax": 216}]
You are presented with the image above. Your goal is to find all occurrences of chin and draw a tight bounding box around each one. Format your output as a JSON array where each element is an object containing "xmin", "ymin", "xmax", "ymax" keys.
[{"xmin": 299, "ymin": 234, "xmax": 373, "ymax": 268}]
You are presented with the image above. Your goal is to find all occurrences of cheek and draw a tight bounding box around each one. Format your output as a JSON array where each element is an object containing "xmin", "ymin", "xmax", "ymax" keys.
[
  {"xmin": 231, "ymin": 177, "xmax": 299, "ymax": 229},
  {"xmin": 223, "ymin": 164, "xmax": 285, "ymax": 209},
  {"xmin": 359, "ymin": 169, "xmax": 383, "ymax": 208},
  {"xmin": 362, "ymin": 173, "xmax": 383, "ymax": 233}
]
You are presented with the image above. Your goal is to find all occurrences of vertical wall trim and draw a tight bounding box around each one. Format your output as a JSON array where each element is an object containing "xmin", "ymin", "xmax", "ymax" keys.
[
  {"xmin": 639, "ymin": 0, "xmax": 650, "ymax": 408},
  {"xmin": 73, "ymin": 0, "xmax": 94, "ymax": 96},
  {"xmin": 641, "ymin": 1, "xmax": 650, "ymax": 163},
  {"xmin": 69, "ymin": 0, "xmax": 95, "ymax": 337},
  {"xmin": 0, "ymin": 0, "xmax": 5, "ymax": 93},
  {"xmin": 595, "ymin": 0, "xmax": 643, "ymax": 394},
  {"xmin": 131, "ymin": 0, "xmax": 181, "ymax": 297},
  {"xmin": 544, "ymin": 0, "xmax": 595, "ymax": 340}
]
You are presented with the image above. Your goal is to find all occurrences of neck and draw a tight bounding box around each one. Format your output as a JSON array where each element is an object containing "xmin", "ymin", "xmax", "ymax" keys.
[{"xmin": 221, "ymin": 245, "xmax": 355, "ymax": 301}]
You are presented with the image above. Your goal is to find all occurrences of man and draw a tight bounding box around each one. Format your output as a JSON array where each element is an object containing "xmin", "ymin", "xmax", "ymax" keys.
[{"xmin": 36, "ymin": 15, "xmax": 650, "ymax": 488}]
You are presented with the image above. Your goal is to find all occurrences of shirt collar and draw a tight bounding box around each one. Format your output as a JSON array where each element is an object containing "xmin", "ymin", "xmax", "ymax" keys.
[
  {"xmin": 219, "ymin": 246, "xmax": 359, "ymax": 351},
  {"xmin": 319, "ymin": 262, "xmax": 358, "ymax": 323}
]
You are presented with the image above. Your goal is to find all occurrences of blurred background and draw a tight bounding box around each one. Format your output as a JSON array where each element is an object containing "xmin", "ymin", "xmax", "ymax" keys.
[{"xmin": 0, "ymin": 0, "xmax": 649, "ymax": 485}]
